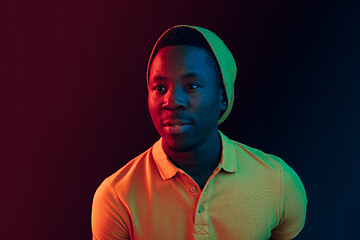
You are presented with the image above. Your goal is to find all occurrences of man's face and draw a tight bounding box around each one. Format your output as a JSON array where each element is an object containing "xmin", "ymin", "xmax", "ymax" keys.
[{"xmin": 148, "ymin": 45, "xmax": 226, "ymax": 152}]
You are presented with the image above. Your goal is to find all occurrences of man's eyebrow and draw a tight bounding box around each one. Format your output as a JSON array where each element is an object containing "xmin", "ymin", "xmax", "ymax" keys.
[
  {"xmin": 182, "ymin": 73, "xmax": 200, "ymax": 79},
  {"xmin": 151, "ymin": 75, "xmax": 167, "ymax": 83},
  {"xmin": 182, "ymin": 73, "xmax": 206, "ymax": 83}
]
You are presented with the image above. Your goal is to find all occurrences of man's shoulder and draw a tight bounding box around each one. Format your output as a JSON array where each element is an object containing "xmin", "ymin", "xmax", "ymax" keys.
[
  {"xmin": 109, "ymin": 145, "xmax": 153, "ymax": 182},
  {"xmin": 228, "ymin": 137, "xmax": 286, "ymax": 170},
  {"xmin": 96, "ymin": 143, "xmax": 156, "ymax": 195},
  {"xmin": 227, "ymin": 137, "xmax": 304, "ymax": 192}
]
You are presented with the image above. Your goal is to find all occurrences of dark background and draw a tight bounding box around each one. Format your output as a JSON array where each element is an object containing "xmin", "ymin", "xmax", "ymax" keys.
[{"xmin": 1, "ymin": 0, "xmax": 359, "ymax": 239}]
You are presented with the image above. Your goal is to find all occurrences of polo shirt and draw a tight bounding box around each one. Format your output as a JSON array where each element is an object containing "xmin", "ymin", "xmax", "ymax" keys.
[{"xmin": 92, "ymin": 131, "xmax": 307, "ymax": 240}]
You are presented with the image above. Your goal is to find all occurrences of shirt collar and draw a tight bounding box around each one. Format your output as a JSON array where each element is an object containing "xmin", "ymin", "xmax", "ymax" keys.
[
  {"xmin": 152, "ymin": 130, "xmax": 238, "ymax": 180},
  {"xmin": 152, "ymin": 139, "xmax": 180, "ymax": 180},
  {"xmin": 218, "ymin": 130, "xmax": 238, "ymax": 173}
]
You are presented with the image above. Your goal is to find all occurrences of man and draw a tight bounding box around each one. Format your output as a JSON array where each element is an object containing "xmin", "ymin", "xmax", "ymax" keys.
[{"xmin": 92, "ymin": 25, "xmax": 307, "ymax": 240}]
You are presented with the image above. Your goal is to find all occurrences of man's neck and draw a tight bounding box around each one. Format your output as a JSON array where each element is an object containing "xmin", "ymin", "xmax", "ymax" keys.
[{"xmin": 162, "ymin": 130, "xmax": 222, "ymax": 177}]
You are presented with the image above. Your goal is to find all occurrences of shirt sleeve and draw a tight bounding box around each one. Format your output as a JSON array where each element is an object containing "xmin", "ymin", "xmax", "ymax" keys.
[
  {"xmin": 271, "ymin": 161, "xmax": 308, "ymax": 240},
  {"xmin": 91, "ymin": 178, "xmax": 130, "ymax": 240}
]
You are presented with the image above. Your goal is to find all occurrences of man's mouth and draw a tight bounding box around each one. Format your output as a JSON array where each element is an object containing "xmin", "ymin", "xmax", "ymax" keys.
[
  {"xmin": 162, "ymin": 121, "xmax": 192, "ymax": 134},
  {"xmin": 163, "ymin": 123, "xmax": 187, "ymax": 127}
]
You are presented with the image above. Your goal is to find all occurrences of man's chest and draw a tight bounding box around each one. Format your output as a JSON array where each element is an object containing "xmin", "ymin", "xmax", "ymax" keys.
[
  {"xmin": 191, "ymin": 173, "xmax": 212, "ymax": 191},
  {"xmin": 125, "ymin": 171, "xmax": 280, "ymax": 240}
]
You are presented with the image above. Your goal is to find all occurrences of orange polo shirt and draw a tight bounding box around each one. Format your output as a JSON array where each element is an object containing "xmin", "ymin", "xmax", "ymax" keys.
[{"xmin": 92, "ymin": 131, "xmax": 307, "ymax": 240}]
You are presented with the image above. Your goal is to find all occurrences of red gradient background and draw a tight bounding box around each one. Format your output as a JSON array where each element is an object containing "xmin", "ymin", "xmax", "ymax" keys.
[{"xmin": 1, "ymin": 0, "xmax": 359, "ymax": 239}]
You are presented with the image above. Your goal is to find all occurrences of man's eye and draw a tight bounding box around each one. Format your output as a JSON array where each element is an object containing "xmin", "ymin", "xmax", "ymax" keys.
[
  {"xmin": 185, "ymin": 84, "xmax": 199, "ymax": 91},
  {"xmin": 153, "ymin": 85, "xmax": 166, "ymax": 92}
]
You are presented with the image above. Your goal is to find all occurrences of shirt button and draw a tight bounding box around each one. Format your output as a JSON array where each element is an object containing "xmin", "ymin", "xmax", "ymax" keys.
[
  {"xmin": 198, "ymin": 206, "xmax": 204, "ymax": 213},
  {"xmin": 189, "ymin": 186, "xmax": 197, "ymax": 193}
]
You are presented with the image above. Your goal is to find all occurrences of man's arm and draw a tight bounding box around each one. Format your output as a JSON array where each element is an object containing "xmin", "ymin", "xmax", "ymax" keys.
[
  {"xmin": 270, "ymin": 161, "xmax": 308, "ymax": 240},
  {"xmin": 92, "ymin": 179, "xmax": 130, "ymax": 240}
]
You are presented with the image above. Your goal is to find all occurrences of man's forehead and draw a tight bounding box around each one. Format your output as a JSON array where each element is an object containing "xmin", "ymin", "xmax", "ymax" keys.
[
  {"xmin": 153, "ymin": 45, "xmax": 209, "ymax": 61},
  {"xmin": 149, "ymin": 72, "xmax": 204, "ymax": 83},
  {"xmin": 150, "ymin": 46, "xmax": 212, "ymax": 70}
]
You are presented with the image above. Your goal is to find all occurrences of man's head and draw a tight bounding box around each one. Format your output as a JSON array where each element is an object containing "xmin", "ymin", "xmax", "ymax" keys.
[
  {"xmin": 148, "ymin": 26, "xmax": 224, "ymax": 90},
  {"xmin": 146, "ymin": 25, "xmax": 236, "ymax": 152}
]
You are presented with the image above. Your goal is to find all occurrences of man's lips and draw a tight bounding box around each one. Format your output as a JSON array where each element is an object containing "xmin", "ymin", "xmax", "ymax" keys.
[
  {"xmin": 161, "ymin": 120, "xmax": 192, "ymax": 126},
  {"xmin": 161, "ymin": 120, "xmax": 192, "ymax": 134}
]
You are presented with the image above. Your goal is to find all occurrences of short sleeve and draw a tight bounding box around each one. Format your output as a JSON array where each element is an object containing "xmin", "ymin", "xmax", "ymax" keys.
[
  {"xmin": 271, "ymin": 161, "xmax": 308, "ymax": 240},
  {"xmin": 91, "ymin": 178, "xmax": 130, "ymax": 240}
]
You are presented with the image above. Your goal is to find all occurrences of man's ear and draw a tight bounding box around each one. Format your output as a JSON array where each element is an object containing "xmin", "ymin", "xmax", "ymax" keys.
[{"xmin": 220, "ymin": 89, "xmax": 227, "ymax": 112}]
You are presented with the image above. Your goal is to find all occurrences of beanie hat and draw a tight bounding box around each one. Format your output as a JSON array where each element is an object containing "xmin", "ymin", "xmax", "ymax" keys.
[{"xmin": 146, "ymin": 25, "xmax": 237, "ymax": 125}]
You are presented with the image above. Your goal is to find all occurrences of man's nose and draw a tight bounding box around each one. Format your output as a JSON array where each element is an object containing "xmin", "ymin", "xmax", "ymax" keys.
[{"xmin": 162, "ymin": 87, "xmax": 186, "ymax": 110}]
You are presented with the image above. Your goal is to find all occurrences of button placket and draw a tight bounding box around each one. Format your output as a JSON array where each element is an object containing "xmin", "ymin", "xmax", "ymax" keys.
[{"xmin": 193, "ymin": 176, "xmax": 214, "ymax": 236}]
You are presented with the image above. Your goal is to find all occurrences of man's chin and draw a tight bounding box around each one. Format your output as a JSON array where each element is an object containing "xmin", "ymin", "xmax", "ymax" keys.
[{"xmin": 164, "ymin": 139, "xmax": 197, "ymax": 153}]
